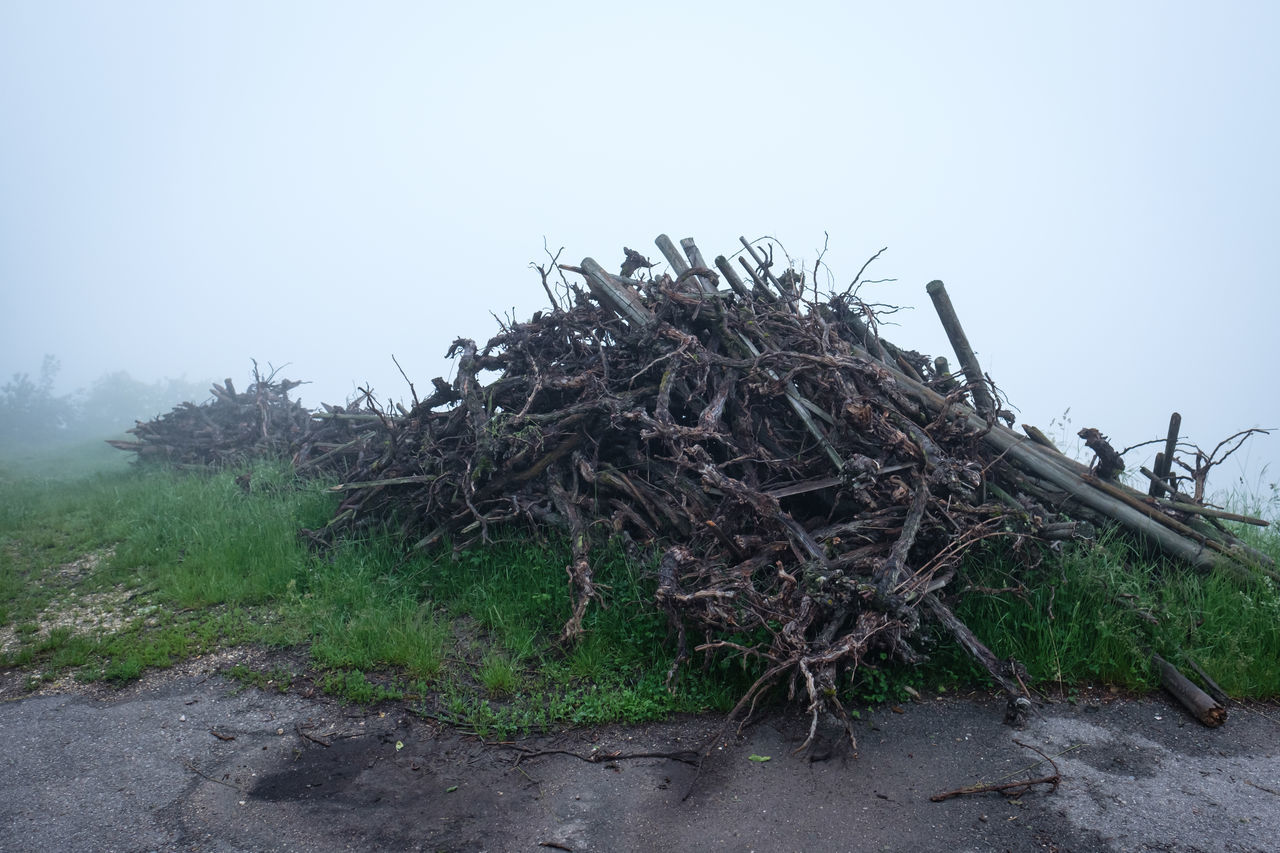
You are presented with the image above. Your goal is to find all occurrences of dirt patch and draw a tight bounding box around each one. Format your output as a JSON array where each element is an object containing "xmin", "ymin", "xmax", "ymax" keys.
[
  {"xmin": 0, "ymin": 548, "xmax": 132, "ymax": 659},
  {"xmin": 52, "ymin": 547, "xmax": 112, "ymax": 582},
  {"xmin": 0, "ymin": 645, "xmax": 288, "ymax": 700}
]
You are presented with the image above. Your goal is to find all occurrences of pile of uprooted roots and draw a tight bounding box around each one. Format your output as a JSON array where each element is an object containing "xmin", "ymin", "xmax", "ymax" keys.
[
  {"xmin": 108, "ymin": 364, "xmax": 310, "ymax": 467},
  {"xmin": 294, "ymin": 234, "xmax": 1270, "ymax": 749},
  {"xmin": 115, "ymin": 233, "xmax": 1272, "ymax": 749}
]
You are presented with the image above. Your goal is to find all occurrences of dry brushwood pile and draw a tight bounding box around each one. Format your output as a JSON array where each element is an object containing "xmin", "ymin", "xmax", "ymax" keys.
[
  {"xmin": 108, "ymin": 366, "xmax": 311, "ymax": 467},
  {"xmin": 284, "ymin": 233, "xmax": 1271, "ymax": 749}
]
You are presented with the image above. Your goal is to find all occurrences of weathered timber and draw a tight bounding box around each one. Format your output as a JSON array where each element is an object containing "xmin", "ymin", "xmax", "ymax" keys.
[
  {"xmin": 1150, "ymin": 452, "xmax": 1167, "ymax": 496},
  {"xmin": 1144, "ymin": 488, "xmax": 1270, "ymax": 526},
  {"xmin": 734, "ymin": 254, "xmax": 775, "ymax": 301},
  {"xmin": 713, "ymin": 254, "xmax": 753, "ymax": 301},
  {"xmin": 678, "ymin": 237, "xmax": 717, "ymax": 294},
  {"xmin": 329, "ymin": 474, "xmax": 439, "ymax": 491},
  {"xmin": 1184, "ymin": 654, "xmax": 1231, "ymax": 705},
  {"xmin": 1153, "ymin": 652, "xmax": 1227, "ymax": 727},
  {"xmin": 1150, "ymin": 412, "xmax": 1182, "ymax": 496},
  {"xmin": 925, "ymin": 280, "xmax": 997, "ymax": 417},
  {"xmin": 580, "ymin": 257, "xmax": 655, "ymax": 328},
  {"xmin": 1084, "ymin": 474, "xmax": 1275, "ymax": 577},
  {"xmin": 924, "ymin": 593, "xmax": 1029, "ymax": 721},
  {"xmin": 846, "ymin": 338, "xmax": 1260, "ymax": 575},
  {"xmin": 1022, "ymin": 425, "xmax": 1058, "ymax": 450},
  {"xmin": 654, "ymin": 233, "xmax": 691, "ymax": 277}
]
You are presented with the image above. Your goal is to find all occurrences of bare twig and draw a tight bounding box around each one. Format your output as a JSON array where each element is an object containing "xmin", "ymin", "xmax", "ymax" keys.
[{"xmin": 930, "ymin": 739, "xmax": 1063, "ymax": 801}]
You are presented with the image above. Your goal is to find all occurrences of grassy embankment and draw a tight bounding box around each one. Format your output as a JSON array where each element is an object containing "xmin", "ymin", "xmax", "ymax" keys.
[{"xmin": 1, "ymin": 444, "xmax": 1276, "ymax": 734}]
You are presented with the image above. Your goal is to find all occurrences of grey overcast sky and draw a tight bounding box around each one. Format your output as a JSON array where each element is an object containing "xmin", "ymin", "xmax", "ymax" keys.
[{"xmin": 2, "ymin": 1, "xmax": 1277, "ymax": 490}]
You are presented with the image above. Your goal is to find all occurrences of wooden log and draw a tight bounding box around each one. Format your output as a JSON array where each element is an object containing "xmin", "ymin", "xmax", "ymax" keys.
[
  {"xmin": 1153, "ymin": 412, "xmax": 1182, "ymax": 495},
  {"xmin": 1022, "ymin": 425, "xmax": 1058, "ymax": 450},
  {"xmin": 580, "ymin": 257, "xmax": 656, "ymax": 329},
  {"xmin": 1153, "ymin": 507, "xmax": 1276, "ymax": 570},
  {"xmin": 844, "ymin": 340, "xmax": 1259, "ymax": 574},
  {"xmin": 1184, "ymin": 654, "xmax": 1230, "ymax": 705},
  {"xmin": 678, "ymin": 237, "xmax": 718, "ymax": 294},
  {"xmin": 309, "ymin": 412, "xmax": 386, "ymax": 422},
  {"xmin": 735, "ymin": 255, "xmax": 776, "ymax": 301},
  {"xmin": 892, "ymin": 351, "xmax": 925, "ymax": 382},
  {"xmin": 714, "ymin": 255, "xmax": 754, "ymax": 302},
  {"xmin": 679, "ymin": 237, "xmax": 707, "ymax": 268},
  {"xmin": 678, "ymin": 238, "xmax": 716, "ymax": 294},
  {"xmin": 1082, "ymin": 474, "xmax": 1276, "ymax": 575},
  {"xmin": 838, "ymin": 311, "xmax": 889, "ymax": 364},
  {"xmin": 1139, "ymin": 482, "xmax": 1270, "ymax": 526},
  {"xmin": 737, "ymin": 236, "xmax": 780, "ymax": 286},
  {"xmin": 924, "ymin": 593, "xmax": 1029, "ymax": 719},
  {"xmin": 1152, "ymin": 652, "xmax": 1226, "ymax": 727},
  {"xmin": 329, "ymin": 474, "xmax": 439, "ymax": 491},
  {"xmin": 764, "ymin": 476, "xmax": 846, "ymax": 499},
  {"xmin": 874, "ymin": 477, "xmax": 930, "ymax": 591},
  {"xmin": 655, "ymin": 233, "xmax": 689, "ymax": 275},
  {"xmin": 654, "ymin": 234, "xmax": 713, "ymax": 295},
  {"xmin": 925, "ymin": 280, "xmax": 997, "ymax": 417},
  {"xmin": 1149, "ymin": 452, "xmax": 1167, "ymax": 497}
]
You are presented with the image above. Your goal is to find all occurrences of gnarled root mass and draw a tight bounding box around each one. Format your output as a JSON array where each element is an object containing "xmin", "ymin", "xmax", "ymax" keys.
[
  {"xmin": 290, "ymin": 236, "xmax": 1105, "ymax": 746},
  {"xmin": 107, "ymin": 362, "xmax": 310, "ymax": 467},
  {"xmin": 115, "ymin": 234, "xmax": 1271, "ymax": 751}
]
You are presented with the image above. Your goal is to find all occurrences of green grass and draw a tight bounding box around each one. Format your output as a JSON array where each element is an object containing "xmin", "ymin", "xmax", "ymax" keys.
[
  {"xmin": 0, "ymin": 451, "xmax": 742, "ymax": 723},
  {"xmin": 0, "ymin": 455, "xmax": 335, "ymax": 683},
  {"xmin": 2, "ymin": 446, "xmax": 1277, "ymax": 733},
  {"xmin": 1155, "ymin": 571, "xmax": 1280, "ymax": 696},
  {"xmin": 477, "ymin": 651, "xmax": 521, "ymax": 696},
  {"xmin": 399, "ymin": 533, "xmax": 747, "ymax": 732},
  {"xmin": 0, "ymin": 438, "xmax": 131, "ymax": 482},
  {"xmin": 949, "ymin": 525, "xmax": 1280, "ymax": 698},
  {"xmin": 225, "ymin": 662, "xmax": 296, "ymax": 693},
  {"xmin": 104, "ymin": 461, "xmax": 334, "ymax": 608}
]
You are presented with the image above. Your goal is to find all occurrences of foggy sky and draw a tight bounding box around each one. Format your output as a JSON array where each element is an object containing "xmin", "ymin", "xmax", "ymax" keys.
[{"xmin": 2, "ymin": 1, "xmax": 1277, "ymax": 492}]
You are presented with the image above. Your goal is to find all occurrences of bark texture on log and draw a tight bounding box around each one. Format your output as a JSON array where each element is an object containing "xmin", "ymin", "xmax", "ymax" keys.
[{"xmin": 1153, "ymin": 653, "xmax": 1227, "ymax": 727}]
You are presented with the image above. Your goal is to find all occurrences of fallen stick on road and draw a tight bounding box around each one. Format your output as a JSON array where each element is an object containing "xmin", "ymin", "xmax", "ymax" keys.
[{"xmin": 930, "ymin": 739, "xmax": 1063, "ymax": 802}]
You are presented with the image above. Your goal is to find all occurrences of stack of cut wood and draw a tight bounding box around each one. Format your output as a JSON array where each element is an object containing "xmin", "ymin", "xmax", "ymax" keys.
[
  {"xmin": 298, "ymin": 233, "xmax": 1270, "ymax": 746},
  {"xmin": 108, "ymin": 366, "xmax": 311, "ymax": 467}
]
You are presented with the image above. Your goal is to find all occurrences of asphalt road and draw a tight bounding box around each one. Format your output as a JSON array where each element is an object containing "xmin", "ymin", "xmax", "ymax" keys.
[{"xmin": 2, "ymin": 658, "xmax": 1277, "ymax": 852}]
